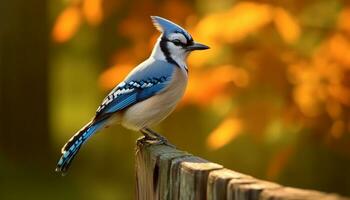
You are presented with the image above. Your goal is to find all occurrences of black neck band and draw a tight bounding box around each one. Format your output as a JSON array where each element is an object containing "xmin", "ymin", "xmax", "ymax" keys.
[{"xmin": 160, "ymin": 37, "xmax": 180, "ymax": 68}]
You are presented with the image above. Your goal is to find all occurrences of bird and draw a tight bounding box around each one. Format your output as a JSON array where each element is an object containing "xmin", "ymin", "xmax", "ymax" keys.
[{"xmin": 55, "ymin": 16, "xmax": 209, "ymax": 175}]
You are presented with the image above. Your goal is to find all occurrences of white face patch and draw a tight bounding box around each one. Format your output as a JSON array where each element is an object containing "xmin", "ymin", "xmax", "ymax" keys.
[
  {"xmin": 150, "ymin": 33, "xmax": 192, "ymax": 72},
  {"xmin": 168, "ymin": 33, "xmax": 187, "ymax": 44},
  {"xmin": 166, "ymin": 32, "xmax": 192, "ymax": 70},
  {"xmin": 167, "ymin": 41, "xmax": 189, "ymax": 70}
]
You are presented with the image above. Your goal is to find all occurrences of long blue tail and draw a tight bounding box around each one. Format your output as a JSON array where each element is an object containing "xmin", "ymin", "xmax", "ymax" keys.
[{"xmin": 56, "ymin": 120, "xmax": 106, "ymax": 175}]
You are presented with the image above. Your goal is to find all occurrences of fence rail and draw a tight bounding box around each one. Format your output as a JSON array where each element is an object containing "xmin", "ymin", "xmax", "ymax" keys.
[{"xmin": 135, "ymin": 139, "xmax": 349, "ymax": 200}]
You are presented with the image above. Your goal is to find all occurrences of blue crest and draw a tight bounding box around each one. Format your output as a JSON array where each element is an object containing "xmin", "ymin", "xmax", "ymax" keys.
[{"xmin": 151, "ymin": 16, "xmax": 192, "ymax": 40}]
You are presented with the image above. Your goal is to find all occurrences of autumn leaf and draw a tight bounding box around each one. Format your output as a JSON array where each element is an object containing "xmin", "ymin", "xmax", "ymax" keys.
[
  {"xmin": 52, "ymin": 6, "xmax": 82, "ymax": 43},
  {"xmin": 99, "ymin": 64, "xmax": 134, "ymax": 90},
  {"xmin": 273, "ymin": 7, "xmax": 301, "ymax": 44},
  {"xmin": 82, "ymin": 0, "xmax": 103, "ymax": 26},
  {"xmin": 207, "ymin": 116, "xmax": 243, "ymax": 150}
]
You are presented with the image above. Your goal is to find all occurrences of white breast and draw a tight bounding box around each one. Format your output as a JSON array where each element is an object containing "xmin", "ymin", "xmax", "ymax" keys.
[{"xmin": 121, "ymin": 67, "xmax": 188, "ymax": 131}]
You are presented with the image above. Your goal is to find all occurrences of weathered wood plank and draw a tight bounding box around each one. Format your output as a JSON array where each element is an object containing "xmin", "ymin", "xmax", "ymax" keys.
[
  {"xmin": 158, "ymin": 152, "xmax": 190, "ymax": 200},
  {"xmin": 135, "ymin": 139, "xmax": 350, "ymax": 200},
  {"xmin": 207, "ymin": 168, "xmax": 251, "ymax": 200},
  {"xmin": 260, "ymin": 187, "xmax": 350, "ymax": 200},
  {"xmin": 135, "ymin": 140, "xmax": 190, "ymax": 200},
  {"xmin": 179, "ymin": 157, "xmax": 223, "ymax": 200},
  {"xmin": 227, "ymin": 178, "xmax": 280, "ymax": 200}
]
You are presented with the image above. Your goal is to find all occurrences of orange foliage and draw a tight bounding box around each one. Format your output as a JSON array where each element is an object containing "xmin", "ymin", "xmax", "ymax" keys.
[
  {"xmin": 182, "ymin": 65, "xmax": 249, "ymax": 106},
  {"xmin": 207, "ymin": 116, "xmax": 243, "ymax": 150},
  {"xmin": 52, "ymin": 6, "xmax": 82, "ymax": 43},
  {"xmin": 99, "ymin": 64, "xmax": 134, "ymax": 90},
  {"xmin": 52, "ymin": 0, "xmax": 104, "ymax": 43},
  {"xmin": 189, "ymin": 2, "xmax": 273, "ymax": 68},
  {"xmin": 328, "ymin": 34, "xmax": 350, "ymax": 66},
  {"xmin": 53, "ymin": 0, "xmax": 350, "ymax": 152},
  {"xmin": 289, "ymin": 31, "xmax": 350, "ymax": 118},
  {"xmin": 285, "ymin": 24, "xmax": 350, "ymax": 149},
  {"xmin": 195, "ymin": 2, "xmax": 272, "ymax": 45},
  {"xmin": 189, "ymin": 3, "xmax": 301, "ymax": 67},
  {"xmin": 83, "ymin": 0, "xmax": 103, "ymax": 26},
  {"xmin": 337, "ymin": 8, "xmax": 350, "ymax": 34},
  {"xmin": 273, "ymin": 7, "xmax": 301, "ymax": 44}
]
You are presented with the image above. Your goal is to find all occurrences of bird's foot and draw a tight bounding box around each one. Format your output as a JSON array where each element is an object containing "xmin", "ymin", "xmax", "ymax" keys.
[
  {"xmin": 137, "ymin": 135, "xmax": 155, "ymax": 145},
  {"xmin": 139, "ymin": 128, "xmax": 176, "ymax": 148},
  {"xmin": 152, "ymin": 136, "xmax": 176, "ymax": 148},
  {"xmin": 141, "ymin": 136, "xmax": 174, "ymax": 146}
]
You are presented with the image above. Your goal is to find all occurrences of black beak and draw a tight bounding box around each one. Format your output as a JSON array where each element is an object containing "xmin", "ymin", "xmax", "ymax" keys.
[{"xmin": 186, "ymin": 42, "xmax": 210, "ymax": 51}]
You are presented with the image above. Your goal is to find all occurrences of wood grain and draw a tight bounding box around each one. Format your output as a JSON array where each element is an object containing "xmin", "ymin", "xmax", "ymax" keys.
[{"xmin": 135, "ymin": 139, "xmax": 350, "ymax": 200}]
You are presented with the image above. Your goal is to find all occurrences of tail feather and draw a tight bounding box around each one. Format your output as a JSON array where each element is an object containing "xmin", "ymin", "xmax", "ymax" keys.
[{"xmin": 55, "ymin": 120, "xmax": 106, "ymax": 175}]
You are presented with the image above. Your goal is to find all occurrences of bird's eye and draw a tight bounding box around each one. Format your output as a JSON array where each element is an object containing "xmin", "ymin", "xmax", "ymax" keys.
[{"xmin": 172, "ymin": 39, "xmax": 182, "ymax": 46}]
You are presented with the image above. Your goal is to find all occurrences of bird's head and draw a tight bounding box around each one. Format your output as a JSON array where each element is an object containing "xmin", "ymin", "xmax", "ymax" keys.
[{"xmin": 150, "ymin": 16, "xmax": 209, "ymax": 69}]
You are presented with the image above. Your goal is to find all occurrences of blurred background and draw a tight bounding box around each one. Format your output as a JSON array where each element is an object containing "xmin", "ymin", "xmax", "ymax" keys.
[{"xmin": 1, "ymin": 0, "xmax": 350, "ymax": 199}]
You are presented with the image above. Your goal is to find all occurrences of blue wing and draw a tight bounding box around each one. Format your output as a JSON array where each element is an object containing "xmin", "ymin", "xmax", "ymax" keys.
[
  {"xmin": 55, "ymin": 59, "xmax": 175, "ymax": 174},
  {"xmin": 95, "ymin": 58, "xmax": 175, "ymax": 120}
]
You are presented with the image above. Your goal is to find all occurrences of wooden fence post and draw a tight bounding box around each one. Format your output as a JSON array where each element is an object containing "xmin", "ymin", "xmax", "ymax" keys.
[{"xmin": 135, "ymin": 139, "xmax": 350, "ymax": 200}]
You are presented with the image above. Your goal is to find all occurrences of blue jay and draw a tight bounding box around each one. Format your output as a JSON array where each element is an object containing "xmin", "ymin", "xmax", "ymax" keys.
[{"xmin": 56, "ymin": 16, "xmax": 209, "ymax": 174}]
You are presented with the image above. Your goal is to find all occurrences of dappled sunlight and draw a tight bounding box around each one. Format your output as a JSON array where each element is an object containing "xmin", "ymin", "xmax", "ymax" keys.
[
  {"xmin": 52, "ymin": 5, "xmax": 82, "ymax": 43},
  {"xmin": 207, "ymin": 116, "xmax": 243, "ymax": 150},
  {"xmin": 82, "ymin": 0, "xmax": 103, "ymax": 26},
  {"xmin": 273, "ymin": 7, "xmax": 301, "ymax": 44},
  {"xmin": 188, "ymin": 2, "xmax": 274, "ymax": 68},
  {"xmin": 52, "ymin": 0, "xmax": 104, "ymax": 43},
  {"xmin": 99, "ymin": 64, "xmax": 134, "ymax": 90},
  {"xmin": 189, "ymin": 3, "xmax": 301, "ymax": 67},
  {"xmin": 181, "ymin": 65, "xmax": 249, "ymax": 106},
  {"xmin": 328, "ymin": 34, "xmax": 350, "ymax": 66},
  {"xmin": 194, "ymin": 2, "xmax": 272, "ymax": 45}
]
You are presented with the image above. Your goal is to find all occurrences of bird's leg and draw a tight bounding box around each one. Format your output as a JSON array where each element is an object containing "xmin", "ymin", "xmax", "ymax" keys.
[
  {"xmin": 143, "ymin": 127, "xmax": 176, "ymax": 148},
  {"xmin": 138, "ymin": 128, "xmax": 159, "ymax": 148},
  {"xmin": 144, "ymin": 127, "xmax": 167, "ymax": 141},
  {"xmin": 140, "ymin": 128, "xmax": 157, "ymax": 140}
]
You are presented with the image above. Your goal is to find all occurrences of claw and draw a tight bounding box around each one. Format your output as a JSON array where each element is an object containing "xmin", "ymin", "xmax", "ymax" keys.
[
  {"xmin": 157, "ymin": 137, "xmax": 176, "ymax": 148},
  {"xmin": 139, "ymin": 127, "xmax": 176, "ymax": 148}
]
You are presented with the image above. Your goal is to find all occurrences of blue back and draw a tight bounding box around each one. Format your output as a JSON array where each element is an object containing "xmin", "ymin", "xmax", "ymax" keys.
[
  {"xmin": 95, "ymin": 58, "xmax": 175, "ymax": 120},
  {"xmin": 124, "ymin": 58, "xmax": 174, "ymax": 82}
]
